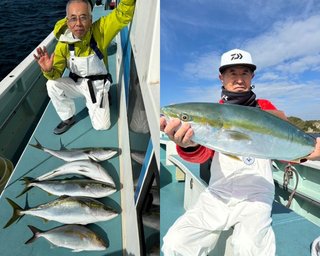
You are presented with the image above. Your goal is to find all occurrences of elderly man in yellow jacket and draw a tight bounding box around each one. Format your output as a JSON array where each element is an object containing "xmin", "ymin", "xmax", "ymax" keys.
[{"xmin": 34, "ymin": 0, "xmax": 135, "ymax": 134}]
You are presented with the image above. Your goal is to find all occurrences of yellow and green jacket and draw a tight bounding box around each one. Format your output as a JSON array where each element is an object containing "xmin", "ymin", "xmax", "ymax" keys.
[{"xmin": 43, "ymin": 0, "xmax": 135, "ymax": 80}]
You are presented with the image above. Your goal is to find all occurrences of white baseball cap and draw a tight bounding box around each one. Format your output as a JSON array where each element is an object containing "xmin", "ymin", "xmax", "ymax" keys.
[{"xmin": 219, "ymin": 49, "xmax": 256, "ymax": 73}]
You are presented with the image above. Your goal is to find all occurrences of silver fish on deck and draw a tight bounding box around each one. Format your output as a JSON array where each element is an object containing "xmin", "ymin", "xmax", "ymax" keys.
[
  {"xmin": 17, "ymin": 177, "xmax": 117, "ymax": 198},
  {"xmin": 4, "ymin": 196, "xmax": 119, "ymax": 228},
  {"xmin": 130, "ymin": 151, "xmax": 145, "ymax": 165},
  {"xmin": 161, "ymin": 102, "xmax": 316, "ymax": 161},
  {"xmin": 25, "ymin": 224, "xmax": 107, "ymax": 252},
  {"xmin": 29, "ymin": 138, "xmax": 119, "ymax": 162},
  {"xmin": 34, "ymin": 160, "xmax": 115, "ymax": 186}
]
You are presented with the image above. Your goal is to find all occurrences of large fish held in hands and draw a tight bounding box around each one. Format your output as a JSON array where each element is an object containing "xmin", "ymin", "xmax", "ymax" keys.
[
  {"xmin": 29, "ymin": 138, "xmax": 119, "ymax": 162},
  {"xmin": 4, "ymin": 196, "xmax": 119, "ymax": 228},
  {"xmin": 161, "ymin": 102, "xmax": 316, "ymax": 161},
  {"xmin": 25, "ymin": 224, "xmax": 107, "ymax": 252}
]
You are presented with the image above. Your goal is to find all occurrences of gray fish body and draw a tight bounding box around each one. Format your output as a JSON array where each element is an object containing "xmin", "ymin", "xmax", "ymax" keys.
[
  {"xmin": 26, "ymin": 224, "xmax": 107, "ymax": 252},
  {"xmin": 36, "ymin": 160, "xmax": 115, "ymax": 186},
  {"xmin": 131, "ymin": 152, "xmax": 145, "ymax": 165},
  {"xmin": 42, "ymin": 147, "xmax": 117, "ymax": 162},
  {"xmin": 30, "ymin": 138, "xmax": 118, "ymax": 162},
  {"xmin": 161, "ymin": 102, "xmax": 315, "ymax": 161},
  {"xmin": 311, "ymin": 236, "xmax": 320, "ymax": 256},
  {"xmin": 27, "ymin": 179, "xmax": 116, "ymax": 198},
  {"xmin": 21, "ymin": 196, "xmax": 118, "ymax": 225}
]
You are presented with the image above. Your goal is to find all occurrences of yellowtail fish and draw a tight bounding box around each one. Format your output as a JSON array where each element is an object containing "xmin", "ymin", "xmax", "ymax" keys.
[
  {"xmin": 17, "ymin": 178, "xmax": 117, "ymax": 198},
  {"xmin": 34, "ymin": 160, "xmax": 115, "ymax": 186},
  {"xmin": 25, "ymin": 224, "xmax": 107, "ymax": 252},
  {"xmin": 161, "ymin": 102, "xmax": 315, "ymax": 161},
  {"xmin": 29, "ymin": 138, "xmax": 119, "ymax": 162},
  {"xmin": 4, "ymin": 196, "xmax": 119, "ymax": 228}
]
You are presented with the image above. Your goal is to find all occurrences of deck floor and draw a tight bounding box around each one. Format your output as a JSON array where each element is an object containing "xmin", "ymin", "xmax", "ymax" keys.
[{"xmin": 0, "ymin": 42, "xmax": 124, "ymax": 255}]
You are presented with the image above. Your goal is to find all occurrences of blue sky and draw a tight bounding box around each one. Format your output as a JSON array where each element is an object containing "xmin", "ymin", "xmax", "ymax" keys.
[{"xmin": 161, "ymin": 0, "xmax": 320, "ymax": 120}]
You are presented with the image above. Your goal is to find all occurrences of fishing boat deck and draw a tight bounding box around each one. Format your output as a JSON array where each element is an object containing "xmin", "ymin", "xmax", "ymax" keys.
[
  {"xmin": 0, "ymin": 9, "xmax": 125, "ymax": 256},
  {"xmin": 160, "ymin": 140, "xmax": 320, "ymax": 256}
]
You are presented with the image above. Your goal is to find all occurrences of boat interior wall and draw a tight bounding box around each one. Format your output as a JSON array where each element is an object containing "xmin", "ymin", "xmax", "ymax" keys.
[
  {"xmin": 0, "ymin": 33, "xmax": 56, "ymax": 164},
  {"xmin": 273, "ymin": 160, "xmax": 320, "ymax": 226},
  {"xmin": 130, "ymin": 0, "xmax": 160, "ymax": 169}
]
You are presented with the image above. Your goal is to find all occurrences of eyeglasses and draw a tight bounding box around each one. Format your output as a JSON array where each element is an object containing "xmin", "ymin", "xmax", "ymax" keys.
[{"xmin": 67, "ymin": 15, "xmax": 91, "ymax": 25}]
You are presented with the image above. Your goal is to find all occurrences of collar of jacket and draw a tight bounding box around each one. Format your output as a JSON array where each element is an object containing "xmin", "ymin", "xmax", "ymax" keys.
[
  {"xmin": 55, "ymin": 17, "xmax": 92, "ymax": 44},
  {"xmin": 58, "ymin": 29, "xmax": 82, "ymax": 43}
]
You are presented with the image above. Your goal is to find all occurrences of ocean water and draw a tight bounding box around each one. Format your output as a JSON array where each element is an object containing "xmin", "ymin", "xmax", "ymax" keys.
[{"xmin": 0, "ymin": 0, "xmax": 66, "ymax": 81}]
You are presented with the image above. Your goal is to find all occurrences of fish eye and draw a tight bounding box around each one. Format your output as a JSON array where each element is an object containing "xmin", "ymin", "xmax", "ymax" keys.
[{"xmin": 180, "ymin": 113, "xmax": 190, "ymax": 121}]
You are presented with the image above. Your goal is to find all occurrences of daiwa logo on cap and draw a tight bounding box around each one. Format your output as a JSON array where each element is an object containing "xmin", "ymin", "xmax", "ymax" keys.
[
  {"xmin": 219, "ymin": 49, "xmax": 256, "ymax": 73},
  {"xmin": 231, "ymin": 52, "xmax": 243, "ymax": 60}
]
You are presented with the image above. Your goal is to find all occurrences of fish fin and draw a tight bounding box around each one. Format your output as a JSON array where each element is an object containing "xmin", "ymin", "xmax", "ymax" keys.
[
  {"xmin": 225, "ymin": 130, "xmax": 252, "ymax": 141},
  {"xmin": 78, "ymin": 168, "xmax": 90, "ymax": 174},
  {"xmin": 3, "ymin": 198, "xmax": 24, "ymax": 228},
  {"xmin": 20, "ymin": 177, "xmax": 35, "ymax": 184},
  {"xmin": 29, "ymin": 137, "xmax": 43, "ymax": 150},
  {"xmin": 16, "ymin": 177, "xmax": 35, "ymax": 198},
  {"xmin": 88, "ymin": 155, "xmax": 99, "ymax": 162},
  {"xmin": 58, "ymin": 195, "xmax": 69, "ymax": 199},
  {"xmin": 25, "ymin": 225, "xmax": 43, "ymax": 244},
  {"xmin": 16, "ymin": 185, "xmax": 32, "ymax": 198},
  {"xmin": 224, "ymin": 154, "xmax": 241, "ymax": 161},
  {"xmin": 25, "ymin": 193, "xmax": 30, "ymax": 210},
  {"xmin": 39, "ymin": 217, "xmax": 49, "ymax": 223},
  {"xmin": 59, "ymin": 138, "xmax": 67, "ymax": 150},
  {"xmin": 38, "ymin": 170, "xmax": 59, "ymax": 180}
]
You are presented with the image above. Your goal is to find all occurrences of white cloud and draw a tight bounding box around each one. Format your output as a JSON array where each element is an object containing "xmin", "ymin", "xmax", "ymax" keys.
[
  {"xmin": 275, "ymin": 54, "xmax": 320, "ymax": 74},
  {"xmin": 182, "ymin": 51, "xmax": 219, "ymax": 81},
  {"xmin": 257, "ymin": 72, "xmax": 283, "ymax": 82},
  {"xmin": 254, "ymin": 80, "xmax": 320, "ymax": 119},
  {"xmin": 246, "ymin": 15, "xmax": 320, "ymax": 72},
  {"xmin": 179, "ymin": 15, "xmax": 320, "ymax": 82},
  {"xmin": 183, "ymin": 84, "xmax": 220, "ymax": 103}
]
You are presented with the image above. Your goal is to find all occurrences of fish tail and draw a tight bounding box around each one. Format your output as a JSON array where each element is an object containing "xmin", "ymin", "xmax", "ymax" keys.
[
  {"xmin": 29, "ymin": 137, "xmax": 43, "ymax": 151},
  {"xmin": 3, "ymin": 198, "xmax": 24, "ymax": 228},
  {"xmin": 25, "ymin": 225, "xmax": 42, "ymax": 244},
  {"xmin": 16, "ymin": 177, "xmax": 35, "ymax": 198}
]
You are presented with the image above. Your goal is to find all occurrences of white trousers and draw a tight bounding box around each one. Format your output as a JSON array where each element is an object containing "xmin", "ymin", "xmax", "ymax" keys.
[
  {"xmin": 162, "ymin": 191, "xmax": 275, "ymax": 256},
  {"xmin": 46, "ymin": 77, "xmax": 111, "ymax": 130}
]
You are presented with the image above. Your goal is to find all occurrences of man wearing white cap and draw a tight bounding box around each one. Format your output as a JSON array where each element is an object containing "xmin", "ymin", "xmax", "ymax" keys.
[{"xmin": 160, "ymin": 49, "xmax": 320, "ymax": 255}]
